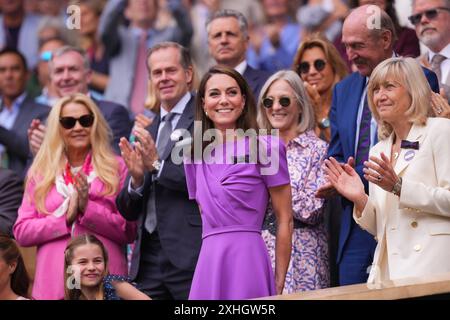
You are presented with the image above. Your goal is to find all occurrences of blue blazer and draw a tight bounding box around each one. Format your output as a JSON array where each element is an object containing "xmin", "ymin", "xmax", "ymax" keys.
[
  {"xmin": 0, "ymin": 96, "xmax": 49, "ymax": 179},
  {"xmin": 328, "ymin": 67, "xmax": 439, "ymax": 263},
  {"xmin": 93, "ymin": 99, "xmax": 132, "ymax": 155},
  {"xmin": 243, "ymin": 65, "xmax": 271, "ymax": 100}
]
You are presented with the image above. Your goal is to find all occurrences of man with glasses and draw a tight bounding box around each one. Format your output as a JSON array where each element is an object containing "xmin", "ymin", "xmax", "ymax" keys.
[
  {"xmin": 410, "ymin": 0, "xmax": 450, "ymax": 104},
  {"xmin": 317, "ymin": 5, "xmax": 439, "ymax": 286}
]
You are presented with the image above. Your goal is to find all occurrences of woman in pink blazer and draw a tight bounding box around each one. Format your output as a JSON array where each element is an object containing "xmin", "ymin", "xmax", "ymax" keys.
[{"xmin": 14, "ymin": 94, "xmax": 137, "ymax": 300}]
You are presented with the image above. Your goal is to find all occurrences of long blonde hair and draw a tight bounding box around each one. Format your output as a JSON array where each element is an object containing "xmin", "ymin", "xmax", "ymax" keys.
[{"xmin": 27, "ymin": 94, "xmax": 120, "ymax": 214}]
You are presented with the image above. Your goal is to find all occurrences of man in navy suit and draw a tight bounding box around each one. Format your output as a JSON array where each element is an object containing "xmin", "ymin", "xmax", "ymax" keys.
[
  {"xmin": 0, "ymin": 48, "xmax": 49, "ymax": 179},
  {"xmin": 116, "ymin": 42, "xmax": 201, "ymax": 299},
  {"xmin": 28, "ymin": 46, "xmax": 132, "ymax": 156},
  {"xmin": 0, "ymin": 168, "xmax": 23, "ymax": 236},
  {"xmin": 317, "ymin": 5, "xmax": 440, "ymax": 285},
  {"xmin": 206, "ymin": 9, "xmax": 270, "ymax": 99}
]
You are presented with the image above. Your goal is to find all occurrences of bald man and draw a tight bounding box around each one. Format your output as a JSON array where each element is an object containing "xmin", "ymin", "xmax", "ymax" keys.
[{"xmin": 318, "ymin": 5, "xmax": 439, "ymax": 285}]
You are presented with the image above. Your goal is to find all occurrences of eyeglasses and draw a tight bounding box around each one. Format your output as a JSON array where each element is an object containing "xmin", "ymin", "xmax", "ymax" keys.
[
  {"xmin": 297, "ymin": 59, "xmax": 327, "ymax": 74},
  {"xmin": 40, "ymin": 51, "xmax": 52, "ymax": 62},
  {"xmin": 262, "ymin": 96, "xmax": 291, "ymax": 108},
  {"xmin": 59, "ymin": 114, "xmax": 94, "ymax": 129},
  {"xmin": 408, "ymin": 7, "xmax": 450, "ymax": 26}
]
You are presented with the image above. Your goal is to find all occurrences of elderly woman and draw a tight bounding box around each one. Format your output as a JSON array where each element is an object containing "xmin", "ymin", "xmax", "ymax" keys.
[
  {"xmin": 258, "ymin": 70, "xmax": 329, "ymax": 292},
  {"xmin": 293, "ymin": 34, "xmax": 348, "ymax": 142},
  {"xmin": 14, "ymin": 94, "xmax": 137, "ymax": 300},
  {"xmin": 185, "ymin": 66, "xmax": 293, "ymax": 299},
  {"xmin": 324, "ymin": 57, "xmax": 450, "ymax": 284}
]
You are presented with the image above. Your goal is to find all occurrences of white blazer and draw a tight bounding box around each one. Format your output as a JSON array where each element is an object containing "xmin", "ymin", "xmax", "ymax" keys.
[{"xmin": 354, "ymin": 118, "xmax": 450, "ymax": 284}]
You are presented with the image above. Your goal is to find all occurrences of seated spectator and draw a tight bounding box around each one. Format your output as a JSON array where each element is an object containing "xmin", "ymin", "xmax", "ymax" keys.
[
  {"xmin": 14, "ymin": 93, "xmax": 137, "ymax": 300},
  {"xmin": 258, "ymin": 70, "xmax": 329, "ymax": 292},
  {"xmin": 64, "ymin": 234, "xmax": 150, "ymax": 300},
  {"xmin": 0, "ymin": 234, "xmax": 30, "ymax": 300},
  {"xmin": 324, "ymin": 57, "xmax": 450, "ymax": 285},
  {"xmin": 0, "ymin": 169, "xmax": 23, "ymax": 237},
  {"xmin": 0, "ymin": 48, "xmax": 50, "ymax": 179},
  {"xmin": 293, "ymin": 34, "xmax": 348, "ymax": 142}
]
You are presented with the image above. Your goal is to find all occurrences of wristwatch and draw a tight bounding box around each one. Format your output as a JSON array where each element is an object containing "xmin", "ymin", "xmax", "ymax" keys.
[
  {"xmin": 391, "ymin": 177, "xmax": 402, "ymax": 197},
  {"xmin": 152, "ymin": 159, "xmax": 161, "ymax": 172},
  {"xmin": 318, "ymin": 117, "xmax": 330, "ymax": 129}
]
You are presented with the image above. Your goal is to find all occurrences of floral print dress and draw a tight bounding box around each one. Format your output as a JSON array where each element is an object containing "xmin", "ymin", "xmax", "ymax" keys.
[{"xmin": 262, "ymin": 130, "xmax": 330, "ymax": 293}]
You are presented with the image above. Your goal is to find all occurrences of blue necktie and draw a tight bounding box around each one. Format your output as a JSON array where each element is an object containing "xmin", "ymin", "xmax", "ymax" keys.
[{"xmin": 355, "ymin": 97, "xmax": 371, "ymax": 168}]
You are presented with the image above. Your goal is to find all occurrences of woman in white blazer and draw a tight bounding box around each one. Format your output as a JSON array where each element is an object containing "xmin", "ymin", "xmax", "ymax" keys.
[{"xmin": 324, "ymin": 57, "xmax": 450, "ymax": 285}]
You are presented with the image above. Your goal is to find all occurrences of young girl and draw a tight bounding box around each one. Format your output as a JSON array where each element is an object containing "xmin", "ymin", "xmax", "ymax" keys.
[
  {"xmin": 64, "ymin": 234, "xmax": 150, "ymax": 300},
  {"xmin": 0, "ymin": 234, "xmax": 30, "ymax": 300}
]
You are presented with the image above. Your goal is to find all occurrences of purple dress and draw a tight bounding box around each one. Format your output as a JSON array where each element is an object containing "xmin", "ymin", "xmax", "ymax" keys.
[{"xmin": 185, "ymin": 136, "xmax": 290, "ymax": 300}]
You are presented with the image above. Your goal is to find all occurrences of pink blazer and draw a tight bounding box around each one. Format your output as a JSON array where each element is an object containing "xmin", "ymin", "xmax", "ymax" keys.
[{"xmin": 13, "ymin": 156, "xmax": 137, "ymax": 300}]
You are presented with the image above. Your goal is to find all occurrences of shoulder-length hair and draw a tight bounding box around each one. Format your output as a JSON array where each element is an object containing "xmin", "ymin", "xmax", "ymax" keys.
[
  {"xmin": 0, "ymin": 234, "xmax": 30, "ymax": 298},
  {"xmin": 367, "ymin": 57, "xmax": 430, "ymax": 140},
  {"xmin": 194, "ymin": 65, "xmax": 259, "ymax": 152},
  {"xmin": 257, "ymin": 70, "xmax": 315, "ymax": 134},
  {"xmin": 26, "ymin": 93, "xmax": 120, "ymax": 214},
  {"xmin": 293, "ymin": 33, "xmax": 348, "ymax": 85},
  {"xmin": 64, "ymin": 234, "xmax": 109, "ymax": 300}
]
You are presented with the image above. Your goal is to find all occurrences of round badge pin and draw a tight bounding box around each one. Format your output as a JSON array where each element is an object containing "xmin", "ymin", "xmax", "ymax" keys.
[{"xmin": 404, "ymin": 150, "xmax": 415, "ymax": 161}]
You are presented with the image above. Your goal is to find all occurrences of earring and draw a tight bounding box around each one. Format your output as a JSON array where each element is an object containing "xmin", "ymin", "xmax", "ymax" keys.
[{"xmin": 205, "ymin": 111, "xmax": 208, "ymax": 117}]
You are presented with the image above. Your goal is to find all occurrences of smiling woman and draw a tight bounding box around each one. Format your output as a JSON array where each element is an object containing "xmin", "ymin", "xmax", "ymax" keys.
[{"xmin": 13, "ymin": 94, "xmax": 137, "ymax": 300}]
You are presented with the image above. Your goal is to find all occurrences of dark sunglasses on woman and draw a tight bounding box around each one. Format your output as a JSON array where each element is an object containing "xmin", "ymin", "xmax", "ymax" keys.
[
  {"xmin": 262, "ymin": 96, "xmax": 291, "ymax": 108},
  {"xmin": 298, "ymin": 59, "xmax": 327, "ymax": 74},
  {"xmin": 408, "ymin": 7, "xmax": 450, "ymax": 26},
  {"xmin": 59, "ymin": 114, "xmax": 95, "ymax": 129}
]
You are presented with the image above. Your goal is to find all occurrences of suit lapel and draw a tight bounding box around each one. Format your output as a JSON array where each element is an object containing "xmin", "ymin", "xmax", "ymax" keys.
[
  {"xmin": 159, "ymin": 96, "xmax": 195, "ymax": 160},
  {"xmin": 12, "ymin": 96, "xmax": 31, "ymax": 132},
  {"xmin": 394, "ymin": 123, "xmax": 427, "ymax": 175}
]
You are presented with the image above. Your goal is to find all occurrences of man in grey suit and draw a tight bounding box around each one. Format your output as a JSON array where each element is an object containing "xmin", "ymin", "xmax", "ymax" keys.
[
  {"xmin": 0, "ymin": 168, "xmax": 23, "ymax": 236},
  {"xmin": 207, "ymin": 9, "xmax": 270, "ymax": 99},
  {"xmin": 116, "ymin": 42, "xmax": 201, "ymax": 300},
  {"xmin": 0, "ymin": 48, "xmax": 49, "ymax": 179}
]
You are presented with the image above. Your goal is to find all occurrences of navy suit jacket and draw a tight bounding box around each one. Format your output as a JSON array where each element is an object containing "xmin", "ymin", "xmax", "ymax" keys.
[
  {"xmin": 93, "ymin": 99, "xmax": 132, "ymax": 155},
  {"xmin": 0, "ymin": 168, "xmax": 23, "ymax": 236},
  {"xmin": 243, "ymin": 65, "xmax": 271, "ymax": 100},
  {"xmin": 116, "ymin": 95, "xmax": 202, "ymax": 279},
  {"xmin": 0, "ymin": 96, "xmax": 49, "ymax": 179},
  {"xmin": 328, "ymin": 67, "xmax": 439, "ymax": 263}
]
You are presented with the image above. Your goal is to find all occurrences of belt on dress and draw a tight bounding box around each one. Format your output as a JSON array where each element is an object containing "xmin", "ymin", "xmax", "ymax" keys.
[
  {"xmin": 262, "ymin": 214, "xmax": 306, "ymax": 236},
  {"xmin": 202, "ymin": 225, "xmax": 261, "ymax": 240}
]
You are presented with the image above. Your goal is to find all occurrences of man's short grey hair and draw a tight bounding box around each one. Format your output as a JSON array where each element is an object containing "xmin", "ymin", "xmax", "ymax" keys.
[
  {"xmin": 369, "ymin": 8, "xmax": 398, "ymax": 45},
  {"xmin": 146, "ymin": 41, "xmax": 193, "ymax": 73},
  {"xmin": 49, "ymin": 46, "xmax": 90, "ymax": 72},
  {"xmin": 206, "ymin": 9, "xmax": 249, "ymax": 39}
]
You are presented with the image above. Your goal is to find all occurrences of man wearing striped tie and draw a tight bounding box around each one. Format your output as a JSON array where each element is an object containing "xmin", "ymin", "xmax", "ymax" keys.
[{"xmin": 316, "ymin": 5, "xmax": 440, "ymax": 286}]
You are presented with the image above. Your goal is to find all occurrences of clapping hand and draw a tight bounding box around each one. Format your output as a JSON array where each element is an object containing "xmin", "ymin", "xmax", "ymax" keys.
[
  {"xmin": 28, "ymin": 119, "xmax": 46, "ymax": 156},
  {"xmin": 119, "ymin": 137, "xmax": 145, "ymax": 188},
  {"xmin": 132, "ymin": 127, "xmax": 159, "ymax": 171},
  {"xmin": 74, "ymin": 172, "xmax": 89, "ymax": 213},
  {"xmin": 363, "ymin": 153, "xmax": 400, "ymax": 193},
  {"xmin": 316, "ymin": 157, "xmax": 354, "ymax": 198},
  {"xmin": 431, "ymin": 91, "xmax": 450, "ymax": 119}
]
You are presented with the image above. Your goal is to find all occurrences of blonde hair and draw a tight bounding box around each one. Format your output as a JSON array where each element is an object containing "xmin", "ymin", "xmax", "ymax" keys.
[
  {"xmin": 27, "ymin": 94, "xmax": 120, "ymax": 214},
  {"xmin": 257, "ymin": 70, "xmax": 315, "ymax": 134},
  {"xmin": 367, "ymin": 57, "xmax": 429, "ymax": 140}
]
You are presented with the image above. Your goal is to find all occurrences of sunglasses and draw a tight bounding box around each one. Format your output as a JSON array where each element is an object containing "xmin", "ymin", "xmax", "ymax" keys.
[
  {"xmin": 262, "ymin": 96, "xmax": 291, "ymax": 108},
  {"xmin": 59, "ymin": 114, "xmax": 94, "ymax": 129},
  {"xmin": 298, "ymin": 59, "xmax": 327, "ymax": 74},
  {"xmin": 408, "ymin": 7, "xmax": 450, "ymax": 26},
  {"xmin": 40, "ymin": 51, "xmax": 52, "ymax": 62}
]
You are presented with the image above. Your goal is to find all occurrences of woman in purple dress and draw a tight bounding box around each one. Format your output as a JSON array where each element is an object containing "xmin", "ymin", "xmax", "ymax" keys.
[{"xmin": 184, "ymin": 66, "xmax": 293, "ymax": 300}]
